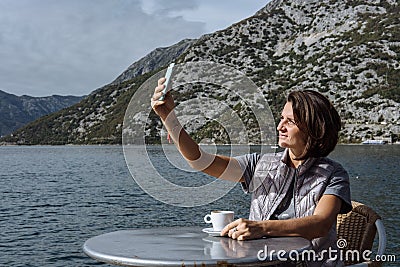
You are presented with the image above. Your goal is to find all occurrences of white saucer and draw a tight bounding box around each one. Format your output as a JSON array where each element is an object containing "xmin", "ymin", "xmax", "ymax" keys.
[{"xmin": 202, "ymin": 228, "xmax": 222, "ymax": 236}]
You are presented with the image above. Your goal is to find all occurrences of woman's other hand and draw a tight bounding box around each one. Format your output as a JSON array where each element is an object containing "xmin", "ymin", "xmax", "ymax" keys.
[{"xmin": 221, "ymin": 218, "xmax": 267, "ymax": 241}]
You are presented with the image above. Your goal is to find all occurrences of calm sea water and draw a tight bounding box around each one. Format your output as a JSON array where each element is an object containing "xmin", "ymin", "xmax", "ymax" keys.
[{"xmin": 0, "ymin": 145, "xmax": 398, "ymax": 266}]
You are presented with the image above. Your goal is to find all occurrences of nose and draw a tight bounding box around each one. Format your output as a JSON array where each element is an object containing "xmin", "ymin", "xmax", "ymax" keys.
[{"xmin": 277, "ymin": 120, "xmax": 285, "ymax": 132}]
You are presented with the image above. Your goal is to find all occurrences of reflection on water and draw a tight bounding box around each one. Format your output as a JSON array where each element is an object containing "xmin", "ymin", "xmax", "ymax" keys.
[{"xmin": 0, "ymin": 145, "xmax": 398, "ymax": 266}]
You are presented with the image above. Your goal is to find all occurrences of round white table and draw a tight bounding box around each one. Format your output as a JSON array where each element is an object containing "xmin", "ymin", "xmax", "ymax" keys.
[{"xmin": 83, "ymin": 227, "xmax": 311, "ymax": 266}]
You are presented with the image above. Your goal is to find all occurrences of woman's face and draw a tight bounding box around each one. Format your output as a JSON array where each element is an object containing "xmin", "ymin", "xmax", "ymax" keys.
[{"xmin": 277, "ymin": 102, "xmax": 307, "ymax": 155}]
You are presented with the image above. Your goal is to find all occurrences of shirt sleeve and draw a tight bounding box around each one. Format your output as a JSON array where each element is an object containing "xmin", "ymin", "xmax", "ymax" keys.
[
  {"xmin": 234, "ymin": 153, "xmax": 260, "ymax": 193},
  {"xmin": 324, "ymin": 163, "xmax": 352, "ymax": 214}
]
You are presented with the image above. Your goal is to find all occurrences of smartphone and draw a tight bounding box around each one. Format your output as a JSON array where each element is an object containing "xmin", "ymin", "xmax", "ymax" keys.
[{"xmin": 159, "ymin": 63, "xmax": 175, "ymax": 101}]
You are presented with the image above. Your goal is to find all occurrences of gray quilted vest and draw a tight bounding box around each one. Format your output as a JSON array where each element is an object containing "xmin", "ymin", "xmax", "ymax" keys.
[{"xmin": 244, "ymin": 150, "xmax": 347, "ymax": 267}]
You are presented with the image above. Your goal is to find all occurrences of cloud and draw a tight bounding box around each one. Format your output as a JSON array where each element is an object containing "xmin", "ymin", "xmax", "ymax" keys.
[
  {"xmin": 142, "ymin": 0, "xmax": 266, "ymax": 32},
  {"xmin": 0, "ymin": 0, "xmax": 205, "ymax": 96},
  {"xmin": 0, "ymin": 0, "xmax": 267, "ymax": 96},
  {"xmin": 141, "ymin": 0, "xmax": 199, "ymax": 15}
]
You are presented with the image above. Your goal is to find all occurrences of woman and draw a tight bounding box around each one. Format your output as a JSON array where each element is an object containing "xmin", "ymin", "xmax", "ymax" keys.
[{"xmin": 151, "ymin": 77, "xmax": 351, "ymax": 266}]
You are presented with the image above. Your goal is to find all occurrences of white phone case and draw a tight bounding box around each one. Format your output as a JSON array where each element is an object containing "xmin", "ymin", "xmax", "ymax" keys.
[{"xmin": 159, "ymin": 63, "xmax": 175, "ymax": 101}]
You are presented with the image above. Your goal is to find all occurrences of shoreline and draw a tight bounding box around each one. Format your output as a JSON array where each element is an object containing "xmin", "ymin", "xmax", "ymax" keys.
[{"xmin": 1, "ymin": 143, "xmax": 399, "ymax": 147}]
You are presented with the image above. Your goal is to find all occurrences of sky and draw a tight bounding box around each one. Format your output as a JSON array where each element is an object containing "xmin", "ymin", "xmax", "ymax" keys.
[{"xmin": 0, "ymin": 0, "xmax": 268, "ymax": 97}]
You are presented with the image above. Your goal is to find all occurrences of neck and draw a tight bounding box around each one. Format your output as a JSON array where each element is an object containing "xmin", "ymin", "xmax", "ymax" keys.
[{"xmin": 289, "ymin": 149, "xmax": 303, "ymax": 168}]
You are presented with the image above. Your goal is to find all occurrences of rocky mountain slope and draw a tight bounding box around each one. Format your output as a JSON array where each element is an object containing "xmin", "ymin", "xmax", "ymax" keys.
[
  {"xmin": 2, "ymin": 0, "xmax": 399, "ymax": 145},
  {"xmin": 179, "ymin": 0, "xmax": 399, "ymax": 143},
  {"xmin": 112, "ymin": 39, "xmax": 195, "ymax": 84},
  {"xmin": 0, "ymin": 90, "xmax": 83, "ymax": 137}
]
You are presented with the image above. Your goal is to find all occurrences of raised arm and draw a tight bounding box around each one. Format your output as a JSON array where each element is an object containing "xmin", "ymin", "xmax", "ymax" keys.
[{"xmin": 151, "ymin": 77, "xmax": 243, "ymax": 182}]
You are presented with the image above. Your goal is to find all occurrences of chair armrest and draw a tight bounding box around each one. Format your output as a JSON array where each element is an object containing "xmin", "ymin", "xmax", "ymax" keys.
[{"xmin": 375, "ymin": 219, "xmax": 386, "ymax": 256}]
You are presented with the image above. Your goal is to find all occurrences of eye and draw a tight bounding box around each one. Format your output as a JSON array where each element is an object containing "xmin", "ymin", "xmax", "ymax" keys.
[
  {"xmin": 287, "ymin": 119, "xmax": 296, "ymax": 125},
  {"xmin": 279, "ymin": 116, "xmax": 297, "ymax": 127}
]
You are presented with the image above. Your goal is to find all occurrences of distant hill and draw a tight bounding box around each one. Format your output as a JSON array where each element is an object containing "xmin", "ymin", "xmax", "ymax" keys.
[
  {"xmin": 0, "ymin": 90, "xmax": 83, "ymax": 137},
  {"xmin": 1, "ymin": 0, "xmax": 399, "ymax": 145},
  {"xmin": 0, "ymin": 38, "xmax": 194, "ymax": 145}
]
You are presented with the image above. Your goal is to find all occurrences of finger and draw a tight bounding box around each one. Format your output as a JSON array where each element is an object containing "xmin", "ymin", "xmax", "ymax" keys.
[
  {"xmin": 151, "ymin": 96, "xmax": 167, "ymax": 109},
  {"xmin": 237, "ymin": 234, "xmax": 247, "ymax": 241},
  {"xmin": 237, "ymin": 231, "xmax": 251, "ymax": 241},
  {"xmin": 154, "ymin": 84, "xmax": 166, "ymax": 94},
  {"xmin": 222, "ymin": 219, "xmax": 240, "ymax": 232},
  {"xmin": 231, "ymin": 228, "xmax": 245, "ymax": 240},
  {"xmin": 221, "ymin": 220, "xmax": 239, "ymax": 236},
  {"xmin": 151, "ymin": 99, "xmax": 160, "ymax": 109},
  {"xmin": 229, "ymin": 225, "xmax": 244, "ymax": 238},
  {"xmin": 152, "ymin": 91, "xmax": 164, "ymax": 101},
  {"xmin": 158, "ymin": 77, "xmax": 166, "ymax": 86},
  {"xmin": 237, "ymin": 235, "xmax": 245, "ymax": 241},
  {"xmin": 220, "ymin": 226, "xmax": 229, "ymax": 236}
]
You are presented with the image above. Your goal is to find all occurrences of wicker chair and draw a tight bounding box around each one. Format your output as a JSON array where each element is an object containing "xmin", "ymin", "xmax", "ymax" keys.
[{"xmin": 337, "ymin": 201, "xmax": 387, "ymax": 267}]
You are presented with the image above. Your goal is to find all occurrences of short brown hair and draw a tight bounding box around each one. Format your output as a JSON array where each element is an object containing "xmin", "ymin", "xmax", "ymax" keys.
[{"xmin": 287, "ymin": 90, "xmax": 341, "ymax": 159}]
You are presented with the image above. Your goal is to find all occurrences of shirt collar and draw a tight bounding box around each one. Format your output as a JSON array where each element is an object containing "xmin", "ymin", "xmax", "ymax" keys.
[{"xmin": 280, "ymin": 148, "xmax": 317, "ymax": 176}]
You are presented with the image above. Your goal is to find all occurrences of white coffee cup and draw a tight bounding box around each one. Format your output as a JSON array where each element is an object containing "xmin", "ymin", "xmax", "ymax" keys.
[{"xmin": 204, "ymin": 210, "xmax": 234, "ymax": 231}]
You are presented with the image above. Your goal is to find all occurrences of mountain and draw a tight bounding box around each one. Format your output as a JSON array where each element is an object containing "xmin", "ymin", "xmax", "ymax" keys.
[
  {"xmin": 0, "ymin": 90, "xmax": 83, "ymax": 137},
  {"xmin": 1, "ymin": 0, "xmax": 399, "ymax": 145},
  {"xmin": 0, "ymin": 38, "xmax": 195, "ymax": 145},
  {"xmin": 178, "ymin": 0, "xmax": 399, "ymax": 143},
  {"xmin": 112, "ymin": 39, "xmax": 196, "ymax": 85}
]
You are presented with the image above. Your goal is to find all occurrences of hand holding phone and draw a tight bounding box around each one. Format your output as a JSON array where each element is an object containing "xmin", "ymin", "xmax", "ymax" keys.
[{"xmin": 159, "ymin": 63, "xmax": 175, "ymax": 101}]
